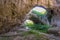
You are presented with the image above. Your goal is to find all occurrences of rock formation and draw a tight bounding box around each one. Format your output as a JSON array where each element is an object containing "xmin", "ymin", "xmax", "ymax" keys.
[{"xmin": 0, "ymin": 0, "xmax": 60, "ymax": 34}]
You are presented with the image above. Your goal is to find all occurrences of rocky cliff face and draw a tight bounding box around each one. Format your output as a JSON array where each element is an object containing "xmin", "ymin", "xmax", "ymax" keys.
[{"xmin": 0, "ymin": 0, "xmax": 59, "ymax": 34}]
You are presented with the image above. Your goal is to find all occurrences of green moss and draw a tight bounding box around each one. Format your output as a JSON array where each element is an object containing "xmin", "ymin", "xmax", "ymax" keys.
[{"xmin": 28, "ymin": 24, "xmax": 50, "ymax": 33}]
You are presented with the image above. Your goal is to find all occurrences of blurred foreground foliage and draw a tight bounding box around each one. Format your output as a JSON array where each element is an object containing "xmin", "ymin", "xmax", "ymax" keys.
[{"xmin": 25, "ymin": 23, "xmax": 50, "ymax": 33}]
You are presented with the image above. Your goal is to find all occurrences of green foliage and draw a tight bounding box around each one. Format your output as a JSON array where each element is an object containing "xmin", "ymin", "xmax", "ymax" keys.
[
  {"xmin": 32, "ymin": 6, "xmax": 47, "ymax": 17},
  {"xmin": 31, "ymin": 24, "xmax": 49, "ymax": 33},
  {"xmin": 32, "ymin": 10, "xmax": 46, "ymax": 16},
  {"xmin": 24, "ymin": 20, "xmax": 34, "ymax": 28},
  {"xmin": 25, "ymin": 23, "xmax": 50, "ymax": 33}
]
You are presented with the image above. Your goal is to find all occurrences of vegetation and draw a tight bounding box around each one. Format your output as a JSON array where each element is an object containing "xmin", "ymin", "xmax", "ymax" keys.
[{"xmin": 24, "ymin": 21, "xmax": 50, "ymax": 33}]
